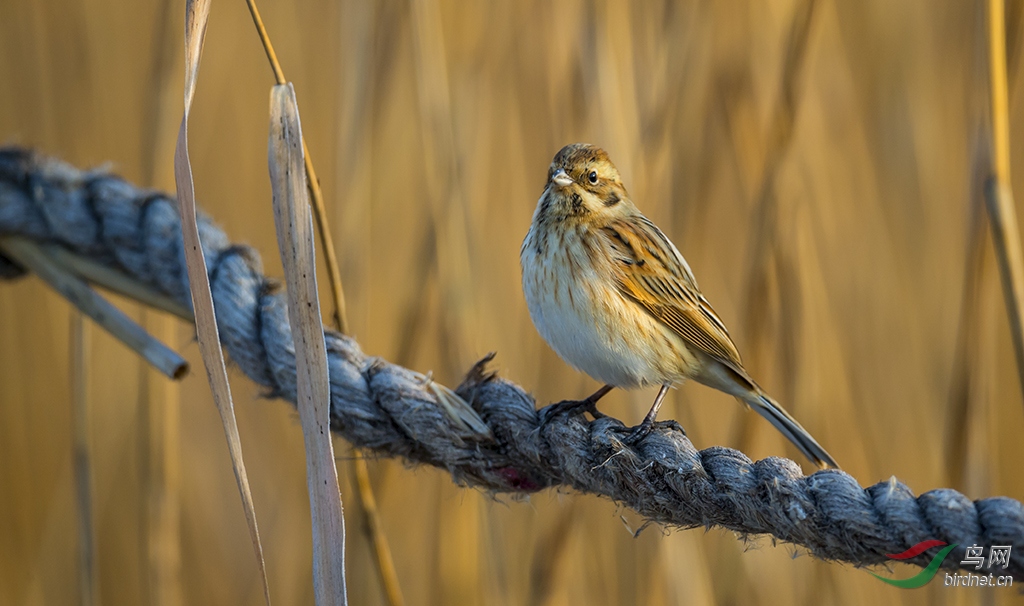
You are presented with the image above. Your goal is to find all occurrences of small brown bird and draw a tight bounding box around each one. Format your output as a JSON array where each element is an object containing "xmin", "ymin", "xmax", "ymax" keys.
[{"xmin": 521, "ymin": 143, "xmax": 837, "ymax": 469}]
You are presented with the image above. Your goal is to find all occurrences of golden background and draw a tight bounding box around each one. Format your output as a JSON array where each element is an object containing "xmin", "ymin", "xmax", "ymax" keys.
[{"xmin": 1, "ymin": 0, "xmax": 1023, "ymax": 604}]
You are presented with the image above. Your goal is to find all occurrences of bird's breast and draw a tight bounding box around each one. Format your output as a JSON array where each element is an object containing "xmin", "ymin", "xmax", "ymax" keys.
[{"xmin": 520, "ymin": 223, "xmax": 695, "ymax": 388}]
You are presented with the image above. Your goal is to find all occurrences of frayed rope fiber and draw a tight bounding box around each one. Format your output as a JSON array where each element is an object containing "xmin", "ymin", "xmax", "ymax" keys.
[{"xmin": 1, "ymin": 147, "xmax": 1021, "ymax": 577}]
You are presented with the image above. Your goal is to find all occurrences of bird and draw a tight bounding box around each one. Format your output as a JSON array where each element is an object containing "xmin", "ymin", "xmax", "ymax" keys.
[{"xmin": 520, "ymin": 143, "xmax": 838, "ymax": 469}]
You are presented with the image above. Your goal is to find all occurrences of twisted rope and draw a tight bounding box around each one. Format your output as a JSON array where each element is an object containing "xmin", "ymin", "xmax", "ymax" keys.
[{"xmin": 1, "ymin": 148, "xmax": 1021, "ymax": 578}]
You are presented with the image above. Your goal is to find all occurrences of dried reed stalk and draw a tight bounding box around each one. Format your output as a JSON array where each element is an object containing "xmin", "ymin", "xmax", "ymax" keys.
[
  {"xmin": 243, "ymin": 3, "xmax": 404, "ymax": 603},
  {"xmin": 946, "ymin": 105, "xmax": 995, "ymax": 489},
  {"xmin": 173, "ymin": 1, "xmax": 271, "ymax": 602},
  {"xmin": 528, "ymin": 501, "xmax": 578, "ymax": 606},
  {"xmin": 139, "ymin": 1, "xmax": 185, "ymax": 600},
  {"xmin": 985, "ymin": 0, "xmax": 1024, "ymax": 404},
  {"xmin": 243, "ymin": 0, "xmax": 348, "ymax": 335},
  {"xmin": 138, "ymin": 307, "xmax": 184, "ymax": 606},
  {"xmin": 71, "ymin": 310, "xmax": 98, "ymax": 606},
  {"xmin": 409, "ymin": 0, "xmax": 478, "ymax": 377},
  {"xmin": 733, "ymin": 0, "xmax": 818, "ymax": 457},
  {"xmin": 407, "ymin": 3, "xmax": 485, "ymax": 598},
  {"xmin": 721, "ymin": 3, "xmax": 820, "ymax": 601}
]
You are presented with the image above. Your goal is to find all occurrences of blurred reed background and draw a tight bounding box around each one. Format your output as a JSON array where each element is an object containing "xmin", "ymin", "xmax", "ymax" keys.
[{"xmin": 2, "ymin": 0, "xmax": 1023, "ymax": 604}]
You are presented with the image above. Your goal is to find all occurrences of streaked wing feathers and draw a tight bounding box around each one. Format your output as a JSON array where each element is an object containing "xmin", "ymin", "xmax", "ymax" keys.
[{"xmin": 602, "ymin": 216, "xmax": 744, "ymax": 370}]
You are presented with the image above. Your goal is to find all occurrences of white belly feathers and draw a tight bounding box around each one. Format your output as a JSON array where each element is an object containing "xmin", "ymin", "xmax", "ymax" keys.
[{"xmin": 521, "ymin": 223, "xmax": 691, "ymax": 388}]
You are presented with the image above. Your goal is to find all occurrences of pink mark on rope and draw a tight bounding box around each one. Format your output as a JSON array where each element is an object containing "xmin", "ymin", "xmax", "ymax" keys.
[{"xmin": 495, "ymin": 467, "xmax": 541, "ymax": 492}]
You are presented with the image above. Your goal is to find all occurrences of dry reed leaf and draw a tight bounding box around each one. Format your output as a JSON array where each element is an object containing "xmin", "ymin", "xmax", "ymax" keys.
[
  {"xmin": 0, "ymin": 236, "xmax": 188, "ymax": 379},
  {"xmin": 269, "ymin": 82, "xmax": 348, "ymax": 605},
  {"xmin": 425, "ymin": 379, "xmax": 491, "ymax": 438},
  {"xmin": 172, "ymin": 0, "xmax": 271, "ymax": 603}
]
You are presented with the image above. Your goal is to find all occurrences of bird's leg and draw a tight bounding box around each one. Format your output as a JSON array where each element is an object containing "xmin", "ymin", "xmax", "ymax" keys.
[
  {"xmin": 539, "ymin": 384, "xmax": 614, "ymax": 425},
  {"xmin": 621, "ymin": 384, "xmax": 684, "ymax": 444}
]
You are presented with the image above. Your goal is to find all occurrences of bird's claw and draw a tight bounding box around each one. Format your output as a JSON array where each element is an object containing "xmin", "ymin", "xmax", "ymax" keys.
[
  {"xmin": 539, "ymin": 398, "xmax": 605, "ymax": 426},
  {"xmin": 655, "ymin": 419, "xmax": 685, "ymax": 435},
  {"xmin": 614, "ymin": 419, "xmax": 686, "ymax": 445}
]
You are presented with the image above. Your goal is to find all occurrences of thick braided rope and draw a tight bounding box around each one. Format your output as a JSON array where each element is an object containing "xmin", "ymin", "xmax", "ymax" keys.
[{"xmin": 1, "ymin": 148, "xmax": 1021, "ymax": 577}]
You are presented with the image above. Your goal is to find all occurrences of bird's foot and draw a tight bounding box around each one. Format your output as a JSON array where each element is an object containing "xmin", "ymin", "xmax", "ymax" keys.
[
  {"xmin": 615, "ymin": 419, "xmax": 686, "ymax": 445},
  {"xmin": 539, "ymin": 398, "xmax": 606, "ymax": 426}
]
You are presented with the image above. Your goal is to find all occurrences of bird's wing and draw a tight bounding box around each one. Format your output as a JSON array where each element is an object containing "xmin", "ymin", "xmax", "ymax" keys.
[{"xmin": 602, "ymin": 215, "xmax": 745, "ymax": 370}]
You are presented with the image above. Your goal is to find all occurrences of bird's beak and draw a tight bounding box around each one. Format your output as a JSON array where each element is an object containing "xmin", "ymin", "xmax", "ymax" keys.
[{"xmin": 552, "ymin": 169, "xmax": 573, "ymax": 188}]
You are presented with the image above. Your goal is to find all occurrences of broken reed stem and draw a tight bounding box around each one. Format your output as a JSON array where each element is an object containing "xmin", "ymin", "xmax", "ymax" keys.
[
  {"xmin": 0, "ymin": 236, "xmax": 189, "ymax": 379},
  {"xmin": 986, "ymin": 0, "xmax": 1024, "ymax": 404},
  {"xmin": 42, "ymin": 243, "xmax": 193, "ymax": 321},
  {"xmin": 243, "ymin": 3, "xmax": 402, "ymax": 604},
  {"xmin": 71, "ymin": 310, "xmax": 99, "ymax": 606}
]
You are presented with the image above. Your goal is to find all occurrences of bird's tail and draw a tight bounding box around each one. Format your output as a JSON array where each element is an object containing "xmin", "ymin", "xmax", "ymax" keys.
[{"xmin": 741, "ymin": 393, "xmax": 838, "ymax": 469}]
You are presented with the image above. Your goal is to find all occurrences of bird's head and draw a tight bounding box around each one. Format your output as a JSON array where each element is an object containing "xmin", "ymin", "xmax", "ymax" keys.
[{"xmin": 537, "ymin": 143, "xmax": 634, "ymax": 222}]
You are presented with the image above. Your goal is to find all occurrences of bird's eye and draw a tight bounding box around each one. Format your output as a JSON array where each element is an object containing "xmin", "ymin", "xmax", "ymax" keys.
[{"xmin": 588, "ymin": 171, "xmax": 598, "ymax": 184}]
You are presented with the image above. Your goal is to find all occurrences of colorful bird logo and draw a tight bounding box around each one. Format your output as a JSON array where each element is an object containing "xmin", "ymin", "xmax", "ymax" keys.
[{"xmin": 871, "ymin": 540, "xmax": 958, "ymax": 588}]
